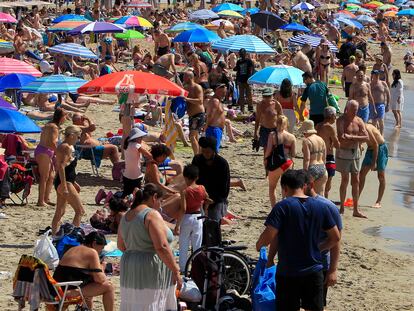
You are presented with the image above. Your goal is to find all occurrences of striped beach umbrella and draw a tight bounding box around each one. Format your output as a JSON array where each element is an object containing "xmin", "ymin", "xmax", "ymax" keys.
[
  {"xmin": 0, "ymin": 12, "xmax": 17, "ymax": 23},
  {"xmin": 212, "ymin": 3, "xmax": 244, "ymax": 12},
  {"xmin": 0, "ymin": 58, "xmax": 42, "ymax": 77},
  {"xmin": 166, "ymin": 22, "xmax": 204, "ymax": 33},
  {"xmin": 0, "ymin": 40, "xmax": 13, "ymax": 55},
  {"xmin": 212, "ymin": 35, "xmax": 275, "ymax": 54},
  {"xmin": 69, "ymin": 21, "xmax": 125, "ymax": 35},
  {"xmin": 114, "ymin": 16, "xmax": 153, "ymax": 28},
  {"xmin": 48, "ymin": 21, "xmax": 89, "ymax": 32},
  {"xmin": 291, "ymin": 2, "xmax": 315, "ymax": 11},
  {"xmin": 52, "ymin": 14, "xmax": 89, "ymax": 23},
  {"xmin": 20, "ymin": 75, "xmax": 87, "ymax": 94},
  {"xmin": 288, "ymin": 34, "xmax": 338, "ymax": 52},
  {"xmin": 336, "ymin": 17, "xmax": 364, "ymax": 29},
  {"xmin": 48, "ymin": 43, "xmax": 98, "ymax": 59}
]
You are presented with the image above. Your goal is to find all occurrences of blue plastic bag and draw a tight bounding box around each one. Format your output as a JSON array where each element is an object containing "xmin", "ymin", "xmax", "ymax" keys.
[
  {"xmin": 252, "ymin": 247, "xmax": 276, "ymax": 311},
  {"xmin": 56, "ymin": 235, "xmax": 80, "ymax": 259},
  {"xmin": 171, "ymin": 97, "xmax": 187, "ymax": 119}
]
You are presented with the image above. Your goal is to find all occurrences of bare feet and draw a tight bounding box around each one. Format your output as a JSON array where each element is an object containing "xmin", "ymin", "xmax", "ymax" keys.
[
  {"xmin": 340, "ymin": 207, "xmax": 345, "ymax": 214},
  {"xmin": 46, "ymin": 201, "xmax": 56, "ymax": 206},
  {"xmin": 371, "ymin": 202, "xmax": 381, "ymax": 209},
  {"xmin": 353, "ymin": 211, "xmax": 367, "ymax": 218},
  {"xmin": 36, "ymin": 202, "xmax": 46, "ymax": 207}
]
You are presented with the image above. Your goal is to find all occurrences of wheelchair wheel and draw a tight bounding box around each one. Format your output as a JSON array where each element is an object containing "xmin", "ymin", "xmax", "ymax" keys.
[{"xmin": 184, "ymin": 248, "xmax": 251, "ymax": 296}]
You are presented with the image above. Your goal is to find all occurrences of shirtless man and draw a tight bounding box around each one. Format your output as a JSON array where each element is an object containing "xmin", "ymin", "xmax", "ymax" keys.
[
  {"xmin": 183, "ymin": 71, "xmax": 205, "ymax": 155},
  {"xmin": 336, "ymin": 100, "xmax": 369, "ymax": 218},
  {"xmin": 349, "ymin": 69, "xmax": 375, "ymax": 123},
  {"xmin": 359, "ymin": 123, "xmax": 388, "ymax": 209},
  {"xmin": 378, "ymin": 20, "xmax": 392, "ymax": 42},
  {"xmin": 72, "ymin": 113, "xmax": 120, "ymax": 168},
  {"xmin": 152, "ymin": 53, "xmax": 179, "ymax": 79},
  {"xmin": 341, "ymin": 55, "xmax": 358, "ymax": 98},
  {"xmin": 254, "ymin": 88, "xmax": 282, "ymax": 156},
  {"xmin": 153, "ymin": 29, "xmax": 170, "ymax": 60},
  {"xmin": 188, "ymin": 52, "xmax": 209, "ymax": 89},
  {"xmin": 205, "ymin": 84, "xmax": 226, "ymax": 152},
  {"xmin": 372, "ymin": 54, "xmax": 390, "ymax": 87},
  {"xmin": 13, "ymin": 28, "xmax": 26, "ymax": 60},
  {"xmin": 370, "ymin": 70, "xmax": 390, "ymax": 134},
  {"xmin": 31, "ymin": 7, "xmax": 41, "ymax": 30},
  {"xmin": 381, "ymin": 42, "xmax": 392, "ymax": 71},
  {"xmin": 316, "ymin": 107, "xmax": 340, "ymax": 198},
  {"xmin": 292, "ymin": 45, "xmax": 312, "ymax": 74},
  {"xmin": 327, "ymin": 23, "xmax": 341, "ymax": 44}
]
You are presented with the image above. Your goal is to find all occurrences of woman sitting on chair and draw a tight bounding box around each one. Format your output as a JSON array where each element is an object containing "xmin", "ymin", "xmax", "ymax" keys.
[{"xmin": 53, "ymin": 232, "xmax": 114, "ymax": 311}]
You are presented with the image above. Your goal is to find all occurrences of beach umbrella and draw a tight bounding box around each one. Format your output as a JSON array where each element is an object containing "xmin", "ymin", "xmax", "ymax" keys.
[
  {"xmin": 355, "ymin": 14, "xmax": 377, "ymax": 24},
  {"xmin": 52, "ymin": 14, "xmax": 89, "ymax": 23},
  {"xmin": 336, "ymin": 10, "xmax": 357, "ymax": 18},
  {"xmin": 0, "ymin": 73, "xmax": 36, "ymax": 91},
  {"xmin": 165, "ymin": 22, "xmax": 204, "ymax": 33},
  {"xmin": 311, "ymin": 0, "xmax": 322, "ymax": 7},
  {"xmin": 288, "ymin": 34, "xmax": 338, "ymax": 52},
  {"xmin": 212, "ymin": 35, "xmax": 275, "ymax": 54},
  {"xmin": 384, "ymin": 10, "xmax": 397, "ymax": 17},
  {"xmin": 345, "ymin": 0, "xmax": 361, "ymax": 4},
  {"xmin": 124, "ymin": 1, "xmax": 153, "ymax": 7},
  {"xmin": 212, "ymin": 3, "xmax": 244, "ymax": 12},
  {"xmin": 114, "ymin": 16, "xmax": 153, "ymax": 28},
  {"xmin": 0, "ymin": 12, "xmax": 17, "ymax": 23},
  {"xmin": 397, "ymin": 8, "xmax": 414, "ymax": 15},
  {"xmin": 47, "ymin": 21, "xmax": 90, "ymax": 32},
  {"xmin": 378, "ymin": 4, "xmax": 398, "ymax": 10},
  {"xmin": 363, "ymin": 1, "xmax": 383, "ymax": 8},
  {"xmin": 280, "ymin": 22, "xmax": 311, "ymax": 32},
  {"xmin": 205, "ymin": 19, "xmax": 234, "ymax": 30},
  {"xmin": 78, "ymin": 71, "xmax": 188, "ymax": 96},
  {"xmin": 291, "ymin": 2, "xmax": 315, "ymax": 11},
  {"xmin": 336, "ymin": 17, "xmax": 364, "ymax": 29},
  {"xmin": 0, "ymin": 58, "xmax": 42, "ymax": 77},
  {"xmin": 20, "ymin": 75, "xmax": 87, "ymax": 94},
  {"xmin": 217, "ymin": 10, "xmax": 243, "ymax": 18},
  {"xmin": 353, "ymin": 7, "xmax": 374, "ymax": 14},
  {"xmin": 173, "ymin": 28, "xmax": 220, "ymax": 43},
  {"xmin": 241, "ymin": 7, "xmax": 260, "ymax": 15},
  {"xmin": 0, "ymin": 108, "xmax": 41, "ymax": 133},
  {"xmin": 248, "ymin": 65, "xmax": 305, "ymax": 87},
  {"xmin": 0, "ymin": 97, "xmax": 17, "ymax": 110},
  {"xmin": 114, "ymin": 29, "xmax": 145, "ymax": 39},
  {"xmin": 189, "ymin": 9, "xmax": 220, "ymax": 20},
  {"xmin": 0, "ymin": 40, "xmax": 13, "ymax": 55},
  {"xmin": 48, "ymin": 43, "xmax": 98, "ymax": 59},
  {"xmin": 345, "ymin": 4, "xmax": 361, "ymax": 11},
  {"xmin": 69, "ymin": 21, "xmax": 125, "ymax": 35},
  {"xmin": 251, "ymin": 11, "xmax": 286, "ymax": 31}
]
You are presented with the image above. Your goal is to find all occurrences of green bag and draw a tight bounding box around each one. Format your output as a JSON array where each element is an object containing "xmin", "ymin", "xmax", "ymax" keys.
[{"xmin": 327, "ymin": 93, "xmax": 341, "ymax": 113}]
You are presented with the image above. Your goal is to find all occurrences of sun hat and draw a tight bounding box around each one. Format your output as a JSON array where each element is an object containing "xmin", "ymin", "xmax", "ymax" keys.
[
  {"xmin": 128, "ymin": 127, "xmax": 147, "ymax": 140},
  {"xmin": 299, "ymin": 120, "xmax": 317, "ymax": 134},
  {"xmin": 262, "ymin": 87, "xmax": 274, "ymax": 97}
]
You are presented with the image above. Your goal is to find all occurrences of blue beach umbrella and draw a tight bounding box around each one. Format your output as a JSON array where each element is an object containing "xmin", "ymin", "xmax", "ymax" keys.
[
  {"xmin": 291, "ymin": 2, "xmax": 315, "ymax": 11},
  {"xmin": 189, "ymin": 9, "xmax": 220, "ymax": 20},
  {"xmin": 212, "ymin": 3, "xmax": 244, "ymax": 12},
  {"xmin": 165, "ymin": 22, "xmax": 205, "ymax": 33},
  {"xmin": 345, "ymin": 0, "xmax": 361, "ymax": 4},
  {"xmin": 242, "ymin": 7, "xmax": 260, "ymax": 15},
  {"xmin": 48, "ymin": 43, "xmax": 98, "ymax": 59},
  {"xmin": 280, "ymin": 22, "xmax": 311, "ymax": 32},
  {"xmin": 20, "ymin": 75, "xmax": 87, "ymax": 94},
  {"xmin": 0, "ymin": 41, "xmax": 14, "ymax": 55},
  {"xmin": 0, "ymin": 108, "xmax": 41, "ymax": 133},
  {"xmin": 248, "ymin": 65, "xmax": 305, "ymax": 87},
  {"xmin": 397, "ymin": 9, "xmax": 414, "ymax": 16},
  {"xmin": 52, "ymin": 14, "xmax": 89, "ymax": 23},
  {"xmin": 355, "ymin": 15, "xmax": 377, "ymax": 25},
  {"xmin": 0, "ymin": 73, "xmax": 36, "ymax": 91},
  {"xmin": 212, "ymin": 35, "xmax": 275, "ymax": 54},
  {"xmin": 288, "ymin": 34, "xmax": 338, "ymax": 52},
  {"xmin": 336, "ymin": 17, "xmax": 364, "ymax": 29},
  {"xmin": 173, "ymin": 28, "xmax": 220, "ymax": 43}
]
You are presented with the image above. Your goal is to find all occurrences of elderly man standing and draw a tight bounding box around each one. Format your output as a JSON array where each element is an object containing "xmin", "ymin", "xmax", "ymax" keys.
[
  {"xmin": 336, "ymin": 100, "xmax": 369, "ymax": 218},
  {"xmin": 370, "ymin": 70, "xmax": 390, "ymax": 134}
]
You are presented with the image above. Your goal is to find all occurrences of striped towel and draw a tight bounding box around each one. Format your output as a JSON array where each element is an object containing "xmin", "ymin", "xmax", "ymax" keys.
[{"xmin": 163, "ymin": 97, "xmax": 178, "ymax": 159}]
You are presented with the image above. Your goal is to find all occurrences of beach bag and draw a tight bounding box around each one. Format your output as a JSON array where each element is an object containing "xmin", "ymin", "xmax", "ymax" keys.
[
  {"xmin": 327, "ymin": 92, "xmax": 341, "ymax": 113},
  {"xmin": 171, "ymin": 97, "xmax": 187, "ymax": 119},
  {"xmin": 252, "ymin": 247, "xmax": 276, "ymax": 311},
  {"xmin": 265, "ymin": 133, "xmax": 287, "ymax": 172},
  {"xmin": 33, "ymin": 230, "xmax": 59, "ymax": 270},
  {"xmin": 179, "ymin": 277, "xmax": 202, "ymax": 302},
  {"xmin": 56, "ymin": 235, "xmax": 80, "ymax": 259}
]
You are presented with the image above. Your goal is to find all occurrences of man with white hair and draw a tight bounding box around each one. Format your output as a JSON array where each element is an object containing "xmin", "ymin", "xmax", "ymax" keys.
[{"xmin": 336, "ymin": 100, "xmax": 369, "ymax": 218}]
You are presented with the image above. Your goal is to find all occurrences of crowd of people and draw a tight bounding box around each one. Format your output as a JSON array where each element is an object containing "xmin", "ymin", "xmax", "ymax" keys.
[{"xmin": 0, "ymin": 0, "xmax": 410, "ymax": 309}]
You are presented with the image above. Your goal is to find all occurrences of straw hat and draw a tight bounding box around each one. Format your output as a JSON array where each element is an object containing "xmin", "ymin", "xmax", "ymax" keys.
[
  {"xmin": 262, "ymin": 87, "xmax": 275, "ymax": 96},
  {"xmin": 299, "ymin": 120, "xmax": 317, "ymax": 135}
]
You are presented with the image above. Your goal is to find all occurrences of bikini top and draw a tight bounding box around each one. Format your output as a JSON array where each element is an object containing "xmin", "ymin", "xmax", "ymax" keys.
[{"xmin": 308, "ymin": 138, "xmax": 324, "ymax": 155}]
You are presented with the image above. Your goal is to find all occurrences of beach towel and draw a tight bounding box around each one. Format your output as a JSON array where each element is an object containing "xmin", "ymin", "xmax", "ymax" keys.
[{"xmin": 163, "ymin": 97, "xmax": 178, "ymax": 158}]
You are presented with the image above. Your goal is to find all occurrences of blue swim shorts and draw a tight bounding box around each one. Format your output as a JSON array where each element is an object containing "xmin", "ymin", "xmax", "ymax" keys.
[
  {"xmin": 370, "ymin": 103, "xmax": 385, "ymax": 120},
  {"xmin": 357, "ymin": 105, "xmax": 369, "ymax": 123},
  {"xmin": 205, "ymin": 126, "xmax": 223, "ymax": 152},
  {"xmin": 362, "ymin": 143, "xmax": 388, "ymax": 172}
]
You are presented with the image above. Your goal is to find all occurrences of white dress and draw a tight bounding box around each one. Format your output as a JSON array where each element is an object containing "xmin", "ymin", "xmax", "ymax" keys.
[{"xmin": 390, "ymin": 79, "xmax": 404, "ymax": 111}]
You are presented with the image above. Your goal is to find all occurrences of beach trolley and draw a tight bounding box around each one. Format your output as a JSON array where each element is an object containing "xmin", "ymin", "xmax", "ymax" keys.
[{"xmin": 13, "ymin": 255, "xmax": 88, "ymax": 311}]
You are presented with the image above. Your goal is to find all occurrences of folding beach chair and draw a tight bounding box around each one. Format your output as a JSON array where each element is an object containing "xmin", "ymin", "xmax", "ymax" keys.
[
  {"xmin": 75, "ymin": 145, "xmax": 99, "ymax": 176},
  {"xmin": 13, "ymin": 255, "xmax": 88, "ymax": 311}
]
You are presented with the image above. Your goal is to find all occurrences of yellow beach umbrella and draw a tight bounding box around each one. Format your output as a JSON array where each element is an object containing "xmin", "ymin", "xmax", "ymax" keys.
[
  {"xmin": 384, "ymin": 10, "xmax": 397, "ymax": 17},
  {"xmin": 217, "ymin": 10, "xmax": 243, "ymax": 18}
]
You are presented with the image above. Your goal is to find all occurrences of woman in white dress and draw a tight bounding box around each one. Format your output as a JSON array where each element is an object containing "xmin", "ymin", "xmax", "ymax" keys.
[{"xmin": 389, "ymin": 69, "xmax": 404, "ymax": 128}]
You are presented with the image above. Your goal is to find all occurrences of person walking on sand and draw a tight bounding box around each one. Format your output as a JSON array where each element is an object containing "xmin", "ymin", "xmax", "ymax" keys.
[
  {"xmin": 254, "ymin": 88, "xmax": 282, "ymax": 156},
  {"xmin": 390, "ymin": 69, "xmax": 404, "ymax": 128},
  {"xmin": 336, "ymin": 100, "xmax": 369, "ymax": 218},
  {"xmin": 51, "ymin": 126, "xmax": 85, "ymax": 235},
  {"xmin": 370, "ymin": 70, "xmax": 390, "ymax": 135},
  {"xmin": 359, "ymin": 123, "xmax": 388, "ymax": 209},
  {"xmin": 183, "ymin": 70, "xmax": 205, "ymax": 155},
  {"xmin": 341, "ymin": 56, "xmax": 358, "ymax": 98},
  {"xmin": 205, "ymin": 84, "xmax": 226, "ymax": 152},
  {"xmin": 349, "ymin": 69, "xmax": 375, "ymax": 124},
  {"xmin": 35, "ymin": 108, "xmax": 67, "ymax": 207},
  {"xmin": 316, "ymin": 107, "xmax": 340, "ymax": 199},
  {"xmin": 234, "ymin": 48, "xmax": 254, "ymax": 113}
]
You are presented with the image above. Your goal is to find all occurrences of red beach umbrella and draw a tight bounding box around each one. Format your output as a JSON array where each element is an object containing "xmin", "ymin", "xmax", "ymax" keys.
[
  {"xmin": 0, "ymin": 58, "xmax": 42, "ymax": 77},
  {"xmin": 77, "ymin": 71, "xmax": 188, "ymax": 96}
]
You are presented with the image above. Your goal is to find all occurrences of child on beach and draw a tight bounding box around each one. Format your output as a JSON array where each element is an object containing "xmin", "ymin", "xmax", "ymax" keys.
[
  {"xmin": 175, "ymin": 164, "xmax": 213, "ymax": 272},
  {"xmin": 90, "ymin": 197, "xmax": 129, "ymax": 233}
]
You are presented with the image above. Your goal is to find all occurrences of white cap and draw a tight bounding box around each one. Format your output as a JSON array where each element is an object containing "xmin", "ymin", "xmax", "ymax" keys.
[
  {"xmin": 39, "ymin": 60, "xmax": 53, "ymax": 74},
  {"xmin": 128, "ymin": 127, "xmax": 147, "ymax": 140}
]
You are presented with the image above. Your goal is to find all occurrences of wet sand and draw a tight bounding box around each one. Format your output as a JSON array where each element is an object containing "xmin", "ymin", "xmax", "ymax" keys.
[{"xmin": 0, "ymin": 41, "xmax": 413, "ymax": 311}]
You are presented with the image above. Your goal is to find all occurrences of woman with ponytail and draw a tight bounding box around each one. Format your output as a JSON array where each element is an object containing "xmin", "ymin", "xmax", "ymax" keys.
[{"xmin": 118, "ymin": 183, "xmax": 182, "ymax": 310}]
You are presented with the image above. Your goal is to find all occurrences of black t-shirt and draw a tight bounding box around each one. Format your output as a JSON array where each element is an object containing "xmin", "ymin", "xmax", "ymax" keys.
[{"xmin": 235, "ymin": 58, "xmax": 254, "ymax": 83}]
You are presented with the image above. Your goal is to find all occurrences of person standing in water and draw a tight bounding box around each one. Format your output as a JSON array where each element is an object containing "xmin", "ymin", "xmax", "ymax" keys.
[{"xmin": 389, "ymin": 69, "xmax": 404, "ymax": 128}]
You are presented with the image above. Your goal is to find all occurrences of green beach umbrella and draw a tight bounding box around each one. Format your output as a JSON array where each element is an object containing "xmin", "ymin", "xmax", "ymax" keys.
[{"xmin": 114, "ymin": 29, "xmax": 145, "ymax": 40}]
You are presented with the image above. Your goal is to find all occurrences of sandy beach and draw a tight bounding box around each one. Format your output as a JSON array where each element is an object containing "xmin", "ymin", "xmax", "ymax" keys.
[{"xmin": 0, "ymin": 32, "xmax": 414, "ymax": 311}]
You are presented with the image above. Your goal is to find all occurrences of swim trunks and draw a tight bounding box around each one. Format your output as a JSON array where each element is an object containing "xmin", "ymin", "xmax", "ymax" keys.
[
  {"xmin": 336, "ymin": 148, "xmax": 361, "ymax": 174},
  {"xmin": 357, "ymin": 105, "xmax": 369, "ymax": 123},
  {"xmin": 153, "ymin": 63, "xmax": 170, "ymax": 77},
  {"xmin": 370, "ymin": 103, "xmax": 385, "ymax": 120},
  {"xmin": 189, "ymin": 112, "xmax": 206, "ymax": 132},
  {"xmin": 362, "ymin": 143, "xmax": 388, "ymax": 172},
  {"xmin": 259, "ymin": 126, "xmax": 276, "ymax": 148},
  {"xmin": 325, "ymin": 154, "xmax": 336, "ymax": 177},
  {"xmin": 157, "ymin": 46, "xmax": 169, "ymax": 57},
  {"xmin": 344, "ymin": 82, "xmax": 352, "ymax": 98},
  {"xmin": 205, "ymin": 126, "xmax": 223, "ymax": 152}
]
